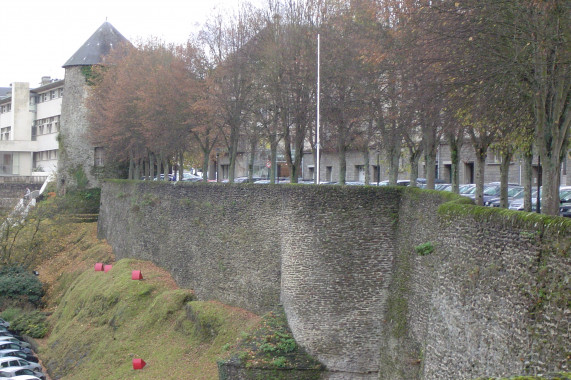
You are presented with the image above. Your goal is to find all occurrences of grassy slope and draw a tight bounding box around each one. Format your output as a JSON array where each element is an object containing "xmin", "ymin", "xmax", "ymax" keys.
[{"xmin": 34, "ymin": 223, "xmax": 260, "ymax": 380}]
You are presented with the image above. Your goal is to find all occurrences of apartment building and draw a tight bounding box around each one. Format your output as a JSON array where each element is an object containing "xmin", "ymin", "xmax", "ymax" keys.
[{"xmin": 0, "ymin": 77, "xmax": 63, "ymax": 182}]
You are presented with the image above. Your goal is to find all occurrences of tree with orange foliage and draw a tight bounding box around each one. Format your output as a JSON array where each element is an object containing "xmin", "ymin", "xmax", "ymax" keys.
[{"xmin": 87, "ymin": 40, "xmax": 200, "ymax": 180}]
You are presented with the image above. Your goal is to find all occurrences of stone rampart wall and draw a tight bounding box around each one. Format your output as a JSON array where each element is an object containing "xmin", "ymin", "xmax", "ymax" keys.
[{"xmin": 98, "ymin": 181, "xmax": 570, "ymax": 379}]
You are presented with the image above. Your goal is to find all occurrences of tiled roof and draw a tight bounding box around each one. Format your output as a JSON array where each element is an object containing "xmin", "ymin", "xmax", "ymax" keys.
[{"xmin": 62, "ymin": 21, "xmax": 129, "ymax": 68}]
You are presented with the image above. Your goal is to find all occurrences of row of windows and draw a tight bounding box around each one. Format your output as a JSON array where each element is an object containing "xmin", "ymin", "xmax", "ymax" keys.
[
  {"xmin": 33, "ymin": 149, "xmax": 58, "ymax": 162},
  {"xmin": 0, "ymin": 87, "xmax": 64, "ymax": 114},
  {"xmin": 32, "ymin": 116, "xmax": 60, "ymax": 138},
  {"xmin": 32, "ymin": 88, "xmax": 64, "ymax": 104}
]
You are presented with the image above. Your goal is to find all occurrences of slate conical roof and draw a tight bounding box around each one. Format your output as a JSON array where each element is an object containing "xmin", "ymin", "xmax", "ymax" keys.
[{"xmin": 63, "ymin": 21, "xmax": 129, "ymax": 68}]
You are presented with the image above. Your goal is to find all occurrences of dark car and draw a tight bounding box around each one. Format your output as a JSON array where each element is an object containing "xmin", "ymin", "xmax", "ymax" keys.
[
  {"xmin": 485, "ymin": 186, "xmax": 524, "ymax": 207},
  {"xmin": 558, "ymin": 188, "xmax": 571, "ymax": 217}
]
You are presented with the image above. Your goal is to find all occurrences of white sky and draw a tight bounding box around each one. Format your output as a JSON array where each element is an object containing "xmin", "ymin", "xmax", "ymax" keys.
[{"xmin": 1, "ymin": 0, "xmax": 261, "ymax": 88}]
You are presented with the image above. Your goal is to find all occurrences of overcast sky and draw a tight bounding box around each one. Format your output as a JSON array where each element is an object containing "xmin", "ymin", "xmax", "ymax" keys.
[{"xmin": 1, "ymin": 0, "xmax": 260, "ymax": 88}]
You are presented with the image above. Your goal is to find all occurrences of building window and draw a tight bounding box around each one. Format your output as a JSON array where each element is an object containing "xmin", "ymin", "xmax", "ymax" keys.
[
  {"xmin": 326, "ymin": 166, "xmax": 332, "ymax": 182},
  {"xmin": 58, "ymin": 88, "xmax": 64, "ymax": 97},
  {"xmin": 0, "ymin": 153, "xmax": 13, "ymax": 175},
  {"xmin": 50, "ymin": 90, "xmax": 56, "ymax": 99},
  {"xmin": 307, "ymin": 166, "xmax": 315, "ymax": 180},
  {"xmin": 1, "ymin": 127, "xmax": 11, "ymax": 140},
  {"xmin": 94, "ymin": 147, "xmax": 104, "ymax": 167}
]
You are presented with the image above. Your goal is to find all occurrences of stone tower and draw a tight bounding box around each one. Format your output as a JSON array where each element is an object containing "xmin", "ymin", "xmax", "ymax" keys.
[{"xmin": 58, "ymin": 21, "xmax": 129, "ymax": 191}]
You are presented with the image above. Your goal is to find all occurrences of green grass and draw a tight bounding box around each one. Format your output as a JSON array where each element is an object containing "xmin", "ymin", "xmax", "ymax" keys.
[{"xmin": 39, "ymin": 258, "xmax": 260, "ymax": 379}]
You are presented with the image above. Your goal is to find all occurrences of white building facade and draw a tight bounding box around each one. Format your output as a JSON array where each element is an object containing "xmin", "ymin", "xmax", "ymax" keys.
[{"xmin": 0, "ymin": 77, "xmax": 63, "ymax": 182}]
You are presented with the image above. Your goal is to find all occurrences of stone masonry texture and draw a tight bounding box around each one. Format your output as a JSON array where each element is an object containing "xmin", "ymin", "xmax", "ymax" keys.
[{"xmin": 98, "ymin": 181, "xmax": 570, "ymax": 379}]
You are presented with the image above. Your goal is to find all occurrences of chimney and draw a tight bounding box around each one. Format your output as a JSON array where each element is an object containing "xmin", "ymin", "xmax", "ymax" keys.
[{"xmin": 41, "ymin": 76, "xmax": 52, "ymax": 86}]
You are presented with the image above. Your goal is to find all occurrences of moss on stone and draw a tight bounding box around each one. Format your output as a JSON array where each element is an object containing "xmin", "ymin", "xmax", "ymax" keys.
[{"xmin": 219, "ymin": 308, "xmax": 323, "ymax": 373}]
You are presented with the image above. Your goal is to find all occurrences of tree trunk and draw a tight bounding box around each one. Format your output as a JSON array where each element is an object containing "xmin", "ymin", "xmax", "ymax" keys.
[
  {"xmin": 163, "ymin": 156, "xmax": 169, "ymax": 181},
  {"xmin": 364, "ymin": 150, "xmax": 370, "ymax": 185},
  {"xmin": 425, "ymin": 152, "xmax": 436, "ymax": 190},
  {"xmin": 388, "ymin": 146, "xmax": 400, "ymax": 185},
  {"xmin": 270, "ymin": 139, "xmax": 278, "ymax": 184},
  {"xmin": 202, "ymin": 151, "xmax": 209, "ymax": 182},
  {"xmin": 248, "ymin": 138, "xmax": 257, "ymax": 182},
  {"xmin": 338, "ymin": 146, "xmax": 346, "ymax": 185},
  {"xmin": 134, "ymin": 159, "xmax": 141, "ymax": 181},
  {"xmin": 499, "ymin": 150, "xmax": 513, "ymax": 208},
  {"xmin": 474, "ymin": 148, "xmax": 487, "ymax": 206},
  {"xmin": 541, "ymin": 156, "xmax": 562, "ymax": 215},
  {"xmin": 128, "ymin": 152, "xmax": 134, "ymax": 180},
  {"xmin": 522, "ymin": 152, "xmax": 533, "ymax": 212},
  {"xmin": 449, "ymin": 133, "xmax": 463, "ymax": 194},
  {"xmin": 228, "ymin": 122, "xmax": 239, "ymax": 183},
  {"xmin": 179, "ymin": 152, "xmax": 184, "ymax": 181},
  {"xmin": 424, "ymin": 126, "xmax": 437, "ymax": 190},
  {"xmin": 149, "ymin": 152, "xmax": 155, "ymax": 181},
  {"xmin": 409, "ymin": 151, "xmax": 421, "ymax": 188}
]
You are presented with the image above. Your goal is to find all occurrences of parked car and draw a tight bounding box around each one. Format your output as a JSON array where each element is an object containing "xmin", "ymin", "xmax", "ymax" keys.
[
  {"xmin": 435, "ymin": 183, "xmax": 452, "ymax": 191},
  {"xmin": 509, "ymin": 189, "xmax": 539, "ymax": 211},
  {"xmin": 0, "ymin": 350, "xmax": 38, "ymax": 364},
  {"xmin": 0, "ymin": 320, "xmax": 9, "ymax": 329},
  {"xmin": 378, "ymin": 180, "xmax": 410, "ymax": 186},
  {"xmin": 558, "ymin": 188, "xmax": 571, "ymax": 217},
  {"xmin": 415, "ymin": 178, "xmax": 447, "ymax": 188},
  {"xmin": 465, "ymin": 183, "xmax": 520, "ymax": 205},
  {"xmin": 0, "ymin": 366, "xmax": 44, "ymax": 380},
  {"xmin": 509, "ymin": 186, "xmax": 571, "ymax": 212},
  {"xmin": 0, "ymin": 357, "xmax": 42, "ymax": 372},
  {"xmin": 153, "ymin": 174, "xmax": 175, "ymax": 181},
  {"xmin": 0, "ymin": 343, "xmax": 31, "ymax": 356},
  {"xmin": 234, "ymin": 176, "xmax": 264, "ymax": 183},
  {"xmin": 485, "ymin": 186, "xmax": 524, "ymax": 207},
  {"xmin": 180, "ymin": 173, "xmax": 203, "ymax": 182},
  {"xmin": 459, "ymin": 184, "xmax": 476, "ymax": 195},
  {"xmin": 0, "ymin": 339, "xmax": 29, "ymax": 350}
]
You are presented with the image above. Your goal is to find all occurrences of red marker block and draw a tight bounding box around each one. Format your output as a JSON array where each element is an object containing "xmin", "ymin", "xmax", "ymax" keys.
[
  {"xmin": 132, "ymin": 358, "xmax": 146, "ymax": 370},
  {"xmin": 132, "ymin": 270, "xmax": 143, "ymax": 280},
  {"xmin": 104, "ymin": 265, "xmax": 112, "ymax": 273},
  {"xmin": 94, "ymin": 263, "xmax": 104, "ymax": 271}
]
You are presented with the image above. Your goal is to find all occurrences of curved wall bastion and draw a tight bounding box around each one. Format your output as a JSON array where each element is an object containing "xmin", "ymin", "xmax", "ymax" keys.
[{"xmin": 97, "ymin": 180, "xmax": 570, "ymax": 379}]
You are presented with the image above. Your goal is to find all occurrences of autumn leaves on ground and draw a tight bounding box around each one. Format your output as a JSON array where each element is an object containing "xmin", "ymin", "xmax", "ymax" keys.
[{"xmin": 34, "ymin": 221, "xmax": 260, "ymax": 379}]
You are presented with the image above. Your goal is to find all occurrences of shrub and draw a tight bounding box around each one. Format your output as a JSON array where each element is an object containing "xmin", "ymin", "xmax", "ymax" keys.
[
  {"xmin": 54, "ymin": 188, "xmax": 101, "ymax": 214},
  {"xmin": 10, "ymin": 310, "xmax": 48, "ymax": 338},
  {"xmin": 415, "ymin": 242, "xmax": 435, "ymax": 256},
  {"xmin": 0, "ymin": 265, "xmax": 44, "ymax": 307}
]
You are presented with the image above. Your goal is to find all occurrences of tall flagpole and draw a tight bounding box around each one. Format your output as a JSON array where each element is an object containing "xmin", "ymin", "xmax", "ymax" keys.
[{"xmin": 316, "ymin": 33, "xmax": 321, "ymax": 185}]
